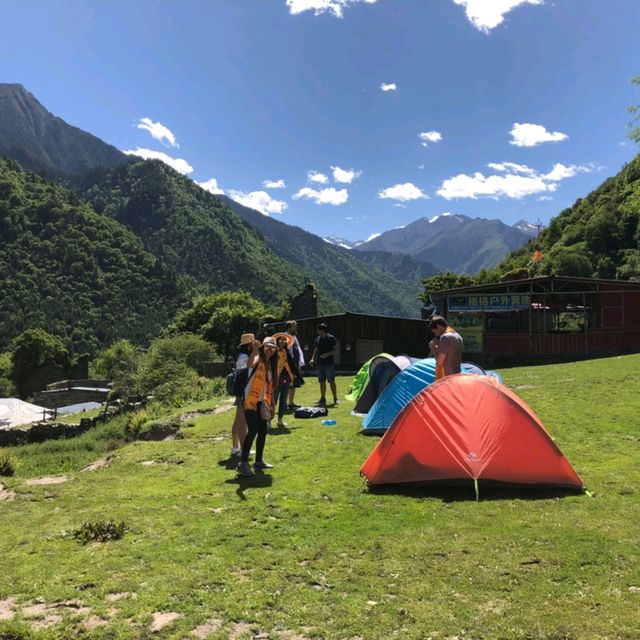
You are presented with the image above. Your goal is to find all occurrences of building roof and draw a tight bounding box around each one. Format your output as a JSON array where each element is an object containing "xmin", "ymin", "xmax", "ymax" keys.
[
  {"xmin": 432, "ymin": 275, "xmax": 640, "ymax": 296},
  {"xmin": 267, "ymin": 311, "xmax": 426, "ymax": 324}
]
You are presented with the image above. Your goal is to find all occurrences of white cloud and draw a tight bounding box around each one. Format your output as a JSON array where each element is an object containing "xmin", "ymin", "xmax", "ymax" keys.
[
  {"xmin": 509, "ymin": 122, "xmax": 568, "ymax": 147},
  {"xmin": 452, "ymin": 0, "xmax": 544, "ymax": 33},
  {"xmin": 308, "ymin": 170, "xmax": 329, "ymax": 184},
  {"xmin": 538, "ymin": 196, "xmax": 554, "ymax": 201},
  {"xmin": 293, "ymin": 187, "xmax": 349, "ymax": 205},
  {"xmin": 380, "ymin": 82, "xmax": 397, "ymax": 92},
  {"xmin": 123, "ymin": 148, "xmax": 194, "ymax": 175},
  {"xmin": 262, "ymin": 178, "xmax": 286, "ymax": 189},
  {"xmin": 136, "ymin": 117, "xmax": 179, "ymax": 148},
  {"xmin": 286, "ymin": 0, "xmax": 377, "ymax": 18},
  {"xmin": 437, "ymin": 161, "xmax": 595, "ymax": 200},
  {"xmin": 419, "ymin": 130, "xmax": 443, "ymax": 147},
  {"xmin": 228, "ymin": 190, "xmax": 287, "ymax": 215},
  {"xmin": 378, "ymin": 182, "xmax": 427, "ymax": 202},
  {"xmin": 331, "ymin": 165, "xmax": 362, "ymax": 184},
  {"xmin": 366, "ymin": 232, "xmax": 381, "ymax": 242},
  {"xmin": 487, "ymin": 162, "xmax": 536, "ymax": 175},
  {"xmin": 197, "ymin": 178, "xmax": 224, "ymax": 195}
]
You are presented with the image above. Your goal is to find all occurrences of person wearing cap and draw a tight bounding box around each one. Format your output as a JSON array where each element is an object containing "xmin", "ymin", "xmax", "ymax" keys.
[
  {"xmin": 272, "ymin": 332, "xmax": 303, "ymax": 428},
  {"xmin": 237, "ymin": 336, "xmax": 278, "ymax": 477},
  {"xmin": 230, "ymin": 333, "xmax": 254, "ymax": 456}
]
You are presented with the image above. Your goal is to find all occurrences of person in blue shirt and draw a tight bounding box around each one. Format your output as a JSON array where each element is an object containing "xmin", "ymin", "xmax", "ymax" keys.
[{"xmin": 309, "ymin": 323, "xmax": 339, "ymax": 406}]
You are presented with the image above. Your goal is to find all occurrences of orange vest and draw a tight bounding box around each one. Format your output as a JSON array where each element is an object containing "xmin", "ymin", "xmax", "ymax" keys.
[
  {"xmin": 244, "ymin": 360, "xmax": 273, "ymax": 410},
  {"xmin": 277, "ymin": 348, "xmax": 295, "ymax": 383}
]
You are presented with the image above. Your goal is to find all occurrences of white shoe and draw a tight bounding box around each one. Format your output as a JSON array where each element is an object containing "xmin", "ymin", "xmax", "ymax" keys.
[
  {"xmin": 277, "ymin": 419, "xmax": 287, "ymax": 428},
  {"xmin": 230, "ymin": 446, "xmax": 241, "ymax": 455}
]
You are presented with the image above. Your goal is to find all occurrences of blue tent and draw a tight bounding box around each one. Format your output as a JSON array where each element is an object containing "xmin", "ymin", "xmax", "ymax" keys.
[{"xmin": 361, "ymin": 358, "xmax": 502, "ymax": 435}]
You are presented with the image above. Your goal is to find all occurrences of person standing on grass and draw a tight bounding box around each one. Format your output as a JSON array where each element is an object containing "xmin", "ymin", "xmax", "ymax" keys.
[
  {"xmin": 286, "ymin": 320, "xmax": 305, "ymax": 410},
  {"xmin": 237, "ymin": 336, "xmax": 278, "ymax": 477},
  {"xmin": 230, "ymin": 333, "xmax": 254, "ymax": 456},
  {"xmin": 272, "ymin": 332, "xmax": 302, "ymax": 428},
  {"xmin": 309, "ymin": 322, "xmax": 339, "ymax": 406},
  {"xmin": 428, "ymin": 315, "xmax": 463, "ymax": 380}
]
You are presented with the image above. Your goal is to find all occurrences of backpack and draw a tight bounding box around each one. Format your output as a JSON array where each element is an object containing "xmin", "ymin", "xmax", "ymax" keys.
[
  {"xmin": 225, "ymin": 367, "xmax": 254, "ymax": 397},
  {"xmin": 294, "ymin": 406, "xmax": 329, "ymax": 419}
]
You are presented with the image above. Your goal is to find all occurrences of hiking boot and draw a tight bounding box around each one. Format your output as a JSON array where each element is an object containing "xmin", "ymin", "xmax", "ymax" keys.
[
  {"xmin": 236, "ymin": 462, "xmax": 254, "ymax": 477},
  {"xmin": 254, "ymin": 461, "xmax": 274, "ymax": 469},
  {"xmin": 277, "ymin": 419, "xmax": 287, "ymax": 428}
]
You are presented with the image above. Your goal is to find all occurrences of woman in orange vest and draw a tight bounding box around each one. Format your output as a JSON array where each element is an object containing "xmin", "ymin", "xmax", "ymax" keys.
[
  {"xmin": 272, "ymin": 332, "xmax": 298, "ymax": 429},
  {"xmin": 237, "ymin": 336, "xmax": 278, "ymax": 478}
]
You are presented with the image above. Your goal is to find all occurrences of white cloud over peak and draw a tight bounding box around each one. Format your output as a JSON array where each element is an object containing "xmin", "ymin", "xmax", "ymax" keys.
[
  {"xmin": 437, "ymin": 161, "xmax": 594, "ymax": 200},
  {"xmin": 452, "ymin": 0, "xmax": 544, "ymax": 34},
  {"xmin": 331, "ymin": 165, "xmax": 362, "ymax": 184},
  {"xmin": 136, "ymin": 117, "xmax": 179, "ymax": 148},
  {"xmin": 197, "ymin": 178, "xmax": 224, "ymax": 195},
  {"xmin": 380, "ymin": 82, "xmax": 397, "ymax": 92},
  {"xmin": 419, "ymin": 130, "xmax": 442, "ymax": 147},
  {"xmin": 293, "ymin": 187, "xmax": 349, "ymax": 205},
  {"xmin": 122, "ymin": 148, "xmax": 193, "ymax": 175},
  {"xmin": 308, "ymin": 170, "xmax": 329, "ymax": 184},
  {"xmin": 509, "ymin": 122, "xmax": 568, "ymax": 147},
  {"xmin": 378, "ymin": 183, "xmax": 427, "ymax": 202},
  {"xmin": 228, "ymin": 190, "xmax": 287, "ymax": 215},
  {"xmin": 262, "ymin": 179, "xmax": 286, "ymax": 189},
  {"xmin": 286, "ymin": 0, "xmax": 377, "ymax": 18}
]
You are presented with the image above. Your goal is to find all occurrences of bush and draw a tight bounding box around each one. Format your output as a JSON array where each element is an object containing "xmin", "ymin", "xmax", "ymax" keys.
[
  {"xmin": 94, "ymin": 339, "xmax": 140, "ymax": 401},
  {"xmin": 124, "ymin": 409, "xmax": 149, "ymax": 440},
  {"xmin": 71, "ymin": 521, "xmax": 128, "ymax": 544},
  {"xmin": 0, "ymin": 453, "xmax": 15, "ymax": 477}
]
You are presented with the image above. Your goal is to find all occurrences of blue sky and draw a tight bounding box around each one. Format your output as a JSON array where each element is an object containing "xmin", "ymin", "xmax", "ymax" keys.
[{"xmin": 1, "ymin": 0, "xmax": 639, "ymax": 241}]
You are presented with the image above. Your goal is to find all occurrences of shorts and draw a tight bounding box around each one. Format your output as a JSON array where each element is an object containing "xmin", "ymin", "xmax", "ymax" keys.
[{"xmin": 317, "ymin": 363, "xmax": 335, "ymax": 383}]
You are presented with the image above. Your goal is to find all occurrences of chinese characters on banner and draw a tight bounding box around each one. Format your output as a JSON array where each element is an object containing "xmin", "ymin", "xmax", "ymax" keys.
[{"xmin": 448, "ymin": 294, "xmax": 531, "ymax": 313}]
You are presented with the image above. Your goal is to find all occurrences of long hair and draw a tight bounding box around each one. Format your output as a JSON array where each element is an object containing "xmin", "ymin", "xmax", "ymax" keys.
[{"xmin": 258, "ymin": 345, "xmax": 278, "ymax": 381}]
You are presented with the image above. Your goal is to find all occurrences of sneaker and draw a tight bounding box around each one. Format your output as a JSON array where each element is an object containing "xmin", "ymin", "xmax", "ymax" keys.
[
  {"xmin": 288, "ymin": 403, "xmax": 300, "ymax": 410},
  {"xmin": 230, "ymin": 446, "xmax": 241, "ymax": 456},
  {"xmin": 277, "ymin": 419, "xmax": 287, "ymax": 428},
  {"xmin": 236, "ymin": 462, "xmax": 254, "ymax": 477},
  {"xmin": 314, "ymin": 398, "xmax": 327, "ymax": 406},
  {"xmin": 254, "ymin": 461, "xmax": 274, "ymax": 469},
  {"xmin": 333, "ymin": 399, "xmax": 340, "ymax": 406}
]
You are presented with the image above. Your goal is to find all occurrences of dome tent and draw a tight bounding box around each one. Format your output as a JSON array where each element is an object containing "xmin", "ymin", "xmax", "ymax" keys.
[
  {"xmin": 353, "ymin": 355, "xmax": 419, "ymax": 415},
  {"xmin": 360, "ymin": 375, "xmax": 582, "ymax": 494},
  {"xmin": 345, "ymin": 353, "xmax": 394, "ymax": 402},
  {"xmin": 361, "ymin": 358, "xmax": 502, "ymax": 435}
]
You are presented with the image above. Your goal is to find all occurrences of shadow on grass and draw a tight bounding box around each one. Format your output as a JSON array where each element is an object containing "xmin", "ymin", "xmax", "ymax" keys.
[
  {"xmin": 268, "ymin": 424, "xmax": 296, "ymax": 436},
  {"xmin": 365, "ymin": 481, "xmax": 584, "ymax": 503},
  {"xmin": 225, "ymin": 471, "xmax": 273, "ymax": 500}
]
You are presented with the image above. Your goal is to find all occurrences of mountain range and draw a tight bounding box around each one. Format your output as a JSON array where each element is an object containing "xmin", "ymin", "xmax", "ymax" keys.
[{"xmin": 325, "ymin": 214, "xmax": 536, "ymax": 275}]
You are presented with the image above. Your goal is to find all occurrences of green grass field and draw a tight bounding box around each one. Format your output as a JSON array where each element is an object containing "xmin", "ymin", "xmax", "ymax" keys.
[{"xmin": 1, "ymin": 355, "xmax": 639, "ymax": 639}]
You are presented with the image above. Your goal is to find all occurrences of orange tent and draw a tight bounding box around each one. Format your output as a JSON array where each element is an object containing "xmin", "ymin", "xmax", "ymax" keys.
[{"xmin": 360, "ymin": 375, "xmax": 582, "ymax": 491}]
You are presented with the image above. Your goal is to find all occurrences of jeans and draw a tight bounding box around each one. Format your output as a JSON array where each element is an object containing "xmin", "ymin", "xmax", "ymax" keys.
[
  {"xmin": 273, "ymin": 382, "xmax": 290, "ymax": 420},
  {"xmin": 241, "ymin": 408, "xmax": 267, "ymax": 463}
]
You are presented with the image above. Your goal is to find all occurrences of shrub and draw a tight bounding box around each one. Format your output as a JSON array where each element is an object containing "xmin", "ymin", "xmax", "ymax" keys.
[
  {"xmin": 0, "ymin": 453, "xmax": 15, "ymax": 477},
  {"xmin": 71, "ymin": 521, "xmax": 128, "ymax": 544}
]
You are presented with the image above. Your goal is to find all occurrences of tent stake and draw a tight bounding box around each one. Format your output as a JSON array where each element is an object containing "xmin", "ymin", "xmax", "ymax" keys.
[{"xmin": 474, "ymin": 479, "xmax": 479, "ymax": 501}]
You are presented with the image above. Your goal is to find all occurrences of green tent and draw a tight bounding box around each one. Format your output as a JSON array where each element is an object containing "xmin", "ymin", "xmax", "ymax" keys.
[{"xmin": 345, "ymin": 353, "xmax": 394, "ymax": 401}]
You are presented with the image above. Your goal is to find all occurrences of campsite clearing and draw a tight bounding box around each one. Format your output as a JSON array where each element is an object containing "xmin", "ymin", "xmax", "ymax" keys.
[{"xmin": 0, "ymin": 355, "xmax": 639, "ymax": 639}]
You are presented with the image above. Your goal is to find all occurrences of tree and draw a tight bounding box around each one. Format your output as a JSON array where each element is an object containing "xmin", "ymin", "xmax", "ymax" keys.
[
  {"xmin": 420, "ymin": 272, "xmax": 475, "ymax": 305},
  {"xmin": 170, "ymin": 291, "xmax": 266, "ymax": 361},
  {"xmin": 10, "ymin": 328, "xmax": 71, "ymax": 398},
  {"xmin": 628, "ymin": 76, "xmax": 640, "ymax": 144},
  {"xmin": 93, "ymin": 339, "xmax": 140, "ymax": 401},
  {"xmin": 547, "ymin": 247, "xmax": 593, "ymax": 278},
  {"xmin": 0, "ymin": 352, "xmax": 16, "ymax": 396}
]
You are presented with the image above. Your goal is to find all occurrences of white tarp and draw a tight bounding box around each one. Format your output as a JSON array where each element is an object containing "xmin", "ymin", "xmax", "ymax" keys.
[{"xmin": 0, "ymin": 398, "xmax": 53, "ymax": 430}]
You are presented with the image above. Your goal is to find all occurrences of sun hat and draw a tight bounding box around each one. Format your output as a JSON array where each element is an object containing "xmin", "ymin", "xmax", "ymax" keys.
[
  {"xmin": 238, "ymin": 333, "xmax": 255, "ymax": 347},
  {"xmin": 272, "ymin": 332, "xmax": 294, "ymax": 348},
  {"xmin": 262, "ymin": 337, "xmax": 278, "ymax": 348}
]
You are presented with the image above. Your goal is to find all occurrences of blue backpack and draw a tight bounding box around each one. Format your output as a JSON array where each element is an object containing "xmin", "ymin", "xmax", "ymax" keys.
[{"xmin": 225, "ymin": 367, "xmax": 254, "ymax": 397}]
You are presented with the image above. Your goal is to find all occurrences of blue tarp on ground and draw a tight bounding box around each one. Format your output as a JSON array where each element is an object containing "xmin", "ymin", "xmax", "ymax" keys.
[{"xmin": 361, "ymin": 358, "xmax": 502, "ymax": 434}]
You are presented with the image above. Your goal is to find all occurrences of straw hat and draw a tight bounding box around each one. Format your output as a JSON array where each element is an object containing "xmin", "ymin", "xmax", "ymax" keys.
[
  {"xmin": 238, "ymin": 333, "xmax": 255, "ymax": 347},
  {"xmin": 262, "ymin": 336, "xmax": 277, "ymax": 348},
  {"xmin": 272, "ymin": 332, "xmax": 294, "ymax": 348}
]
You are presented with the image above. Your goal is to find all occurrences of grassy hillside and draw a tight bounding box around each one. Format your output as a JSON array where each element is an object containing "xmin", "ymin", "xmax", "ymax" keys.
[
  {"xmin": 1, "ymin": 355, "xmax": 639, "ymax": 639},
  {"xmin": 0, "ymin": 158, "xmax": 184, "ymax": 355},
  {"xmin": 78, "ymin": 161, "xmax": 310, "ymax": 309},
  {"xmin": 220, "ymin": 196, "xmax": 425, "ymax": 318},
  {"xmin": 498, "ymin": 153, "xmax": 640, "ymax": 280}
]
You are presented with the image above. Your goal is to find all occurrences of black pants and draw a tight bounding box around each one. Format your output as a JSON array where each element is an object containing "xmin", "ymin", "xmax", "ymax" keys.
[
  {"xmin": 273, "ymin": 382, "xmax": 290, "ymax": 420},
  {"xmin": 241, "ymin": 408, "xmax": 268, "ymax": 463}
]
